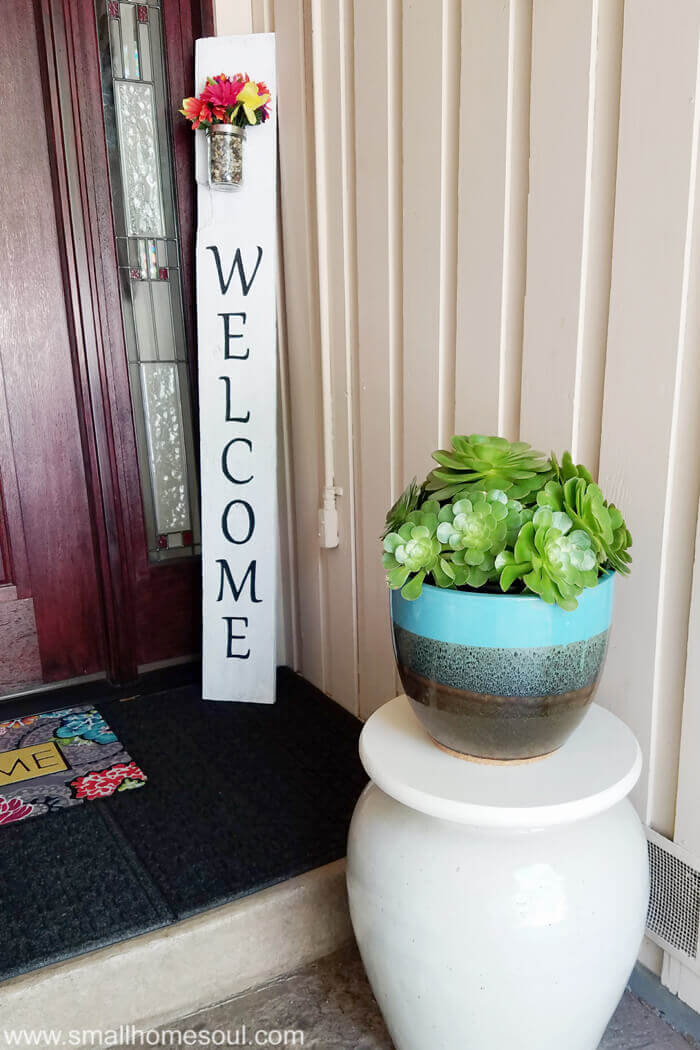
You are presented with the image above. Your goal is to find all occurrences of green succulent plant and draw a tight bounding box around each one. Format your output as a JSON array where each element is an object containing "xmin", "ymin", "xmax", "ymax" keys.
[
  {"xmin": 503, "ymin": 498, "xmax": 534, "ymax": 547},
  {"xmin": 383, "ymin": 502, "xmax": 445, "ymax": 600},
  {"xmin": 381, "ymin": 477, "xmax": 422, "ymax": 539},
  {"xmin": 537, "ymin": 471, "xmax": 632, "ymax": 575},
  {"xmin": 425, "ymin": 434, "xmax": 553, "ymax": 502},
  {"xmin": 552, "ymin": 450, "xmax": 593, "ymax": 485},
  {"xmin": 495, "ymin": 507, "xmax": 599, "ymax": 610},
  {"xmin": 380, "ymin": 433, "xmax": 632, "ymax": 608}
]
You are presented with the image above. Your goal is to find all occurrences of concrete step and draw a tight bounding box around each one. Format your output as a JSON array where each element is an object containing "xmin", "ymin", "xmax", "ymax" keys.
[{"xmin": 0, "ymin": 861, "xmax": 351, "ymax": 1042}]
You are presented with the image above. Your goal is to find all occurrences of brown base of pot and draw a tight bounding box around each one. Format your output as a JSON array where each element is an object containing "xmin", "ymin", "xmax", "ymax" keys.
[
  {"xmin": 401, "ymin": 664, "xmax": 596, "ymax": 762},
  {"xmin": 429, "ymin": 734, "xmax": 559, "ymax": 765}
]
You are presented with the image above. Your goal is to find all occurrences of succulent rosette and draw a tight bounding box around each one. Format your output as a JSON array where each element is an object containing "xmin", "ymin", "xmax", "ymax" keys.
[
  {"xmin": 495, "ymin": 508, "xmax": 599, "ymax": 610},
  {"xmin": 383, "ymin": 502, "xmax": 445, "ymax": 600},
  {"xmin": 426, "ymin": 434, "xmax": 553, "ymax": 502},
  {"xmin": 436, "ymin": 491, "xmax": 508, "ymax": 550},
  {"xmin": 431, "ymin": 491, "xmax": 502, "ymax": 587},
  {"xmin": 537, "ymin": 470, "xmax": 632, "ymax": 576}
]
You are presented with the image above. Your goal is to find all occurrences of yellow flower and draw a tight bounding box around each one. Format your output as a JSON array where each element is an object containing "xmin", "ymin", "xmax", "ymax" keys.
[{"xmin": 233, "ymin": 80, "xmax": 271, "ymax": 125}]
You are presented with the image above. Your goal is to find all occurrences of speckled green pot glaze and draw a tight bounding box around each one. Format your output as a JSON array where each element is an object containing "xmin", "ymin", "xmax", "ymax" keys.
[{"xmin": 391, "ymin": 574, "xmax": 615, "ymax": 761}]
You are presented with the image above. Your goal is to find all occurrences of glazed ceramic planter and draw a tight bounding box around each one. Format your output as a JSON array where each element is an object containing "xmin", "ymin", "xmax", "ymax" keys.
[
  {"xmin": 391, "ymin": 572, "xmax": 615, "ymax": 761},
  {"xmin": 347, "ymin": 698, "xmax": 649, "ymax": 1050}
]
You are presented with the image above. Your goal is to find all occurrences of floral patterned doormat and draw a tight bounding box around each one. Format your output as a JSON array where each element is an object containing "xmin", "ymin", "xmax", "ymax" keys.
[{"xmin": 0, "ymin": 705, "xmax": 146, "ymax": 826}]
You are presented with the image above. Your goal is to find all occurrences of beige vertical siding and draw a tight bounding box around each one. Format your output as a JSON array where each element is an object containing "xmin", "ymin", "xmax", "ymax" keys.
[{"xmin": 215, "ymin": 0, "xmax": 700, "ymax": 981}]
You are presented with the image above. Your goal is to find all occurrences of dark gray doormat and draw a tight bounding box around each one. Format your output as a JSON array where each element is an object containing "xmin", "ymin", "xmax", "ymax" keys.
[
  {"xmin": 0, "ymin": 668, "xmax": 367, "ymax": 982},
  {"xmin": 0, "ymin": 706, "xmax": 146, "ymax": 825}
]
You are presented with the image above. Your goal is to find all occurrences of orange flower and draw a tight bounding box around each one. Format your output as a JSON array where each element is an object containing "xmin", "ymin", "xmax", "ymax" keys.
[
  {"xmin": 195, "ymin": 103, "xmax": 213, "ymax": 129},
  {"xmin": 180, "ymin": 96, "xmax": 214, "ymax": 129},
  {"xmin": 180, "ymin": 96, "xmax": 203, "ymax": 123}
]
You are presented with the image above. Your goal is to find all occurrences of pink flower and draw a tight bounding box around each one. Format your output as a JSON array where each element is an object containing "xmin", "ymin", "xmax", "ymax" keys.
[
  {"xmin": 0, "ymin": 797, "xmax": 34, "ymax": 825},
  {"xmin": 70, "ymin": 761, "xmax": 147, "ymax": 801},
  {"xmin": 201, "ymin": 73, "xmax": 245, "ymax": 110}
]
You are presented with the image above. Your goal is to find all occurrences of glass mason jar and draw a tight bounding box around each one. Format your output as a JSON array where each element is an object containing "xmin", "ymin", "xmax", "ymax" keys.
[{"xmin": 207, "ymin": 124, "xmax": 246, "ymax": 190}]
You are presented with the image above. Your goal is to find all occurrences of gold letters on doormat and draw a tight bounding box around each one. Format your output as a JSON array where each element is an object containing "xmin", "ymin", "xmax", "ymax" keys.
[{"xmin": 0, "ymin": 741, "xmax": 68, "ymax": 787}]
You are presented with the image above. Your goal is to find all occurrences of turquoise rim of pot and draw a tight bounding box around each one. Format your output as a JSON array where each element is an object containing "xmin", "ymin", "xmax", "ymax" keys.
[{"xmin": 390, "ymin": 571, "xmax": 615, "ymax": 648}]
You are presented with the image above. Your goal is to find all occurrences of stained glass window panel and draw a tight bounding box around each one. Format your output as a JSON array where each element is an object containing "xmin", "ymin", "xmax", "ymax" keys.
[
  {"xmin": 138, "ymin": 23, "xmax": 152, "ymax": 82},
  {"xmin": 131, "ymin": 280, "xmax": 158, "ymax": 360},
  {"xmin": 97, "ymin": 0, "xmax": 199, "ymax": 561},
  {"xmin": 140, "ymin": 363, "xmax": 190, "ymax": 534},
  {"xmin": 151, "ymin": 281, "xmax": 176, "ymax": 360},
  {"xmin": 113, "ymin": 81, "xmax": 165, "ymax": 238},
  {"xmin": 119, "ymin": 3, "xmax": 139, "ymax": 79},
  {"xmin": 108, "ymin": 16, "xmax": 123, "ymax": 78},
  {"xmin": 147, "ymin": 239, "xmax": 158, "ymax": 278}
]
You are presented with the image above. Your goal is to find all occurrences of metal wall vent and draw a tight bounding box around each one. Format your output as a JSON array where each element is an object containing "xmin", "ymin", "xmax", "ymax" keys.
[{"xmin": 646, "ymin": 828, "xmax": 700, "ymax": 968}]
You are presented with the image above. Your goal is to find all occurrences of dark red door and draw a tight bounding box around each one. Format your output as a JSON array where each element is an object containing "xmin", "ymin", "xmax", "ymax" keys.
[{"xmin": 0, "ymin": 0, "xmax": 213, "ymax": 696}]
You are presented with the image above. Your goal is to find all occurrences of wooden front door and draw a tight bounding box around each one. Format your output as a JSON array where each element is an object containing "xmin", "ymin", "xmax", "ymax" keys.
[{"xmin": 0, "ymin": 0, "xmax": 213, "ymax": 695}]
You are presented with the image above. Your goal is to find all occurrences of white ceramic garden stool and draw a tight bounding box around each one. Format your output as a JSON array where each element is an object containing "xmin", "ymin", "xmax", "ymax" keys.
[{"xmin": 346, "ymin": 696, "xmax": 649, "ymax": 1050}]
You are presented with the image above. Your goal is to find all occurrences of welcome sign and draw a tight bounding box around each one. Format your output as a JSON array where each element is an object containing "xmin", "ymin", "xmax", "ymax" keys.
[{"xmin": 195, "ymin": 34, "xmax": 277, "ymax": 702}]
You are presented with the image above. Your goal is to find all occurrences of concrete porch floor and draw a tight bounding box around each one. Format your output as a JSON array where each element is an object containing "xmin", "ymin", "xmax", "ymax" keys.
[{"xmin": 140, "ymin": 943, "xmax": 698, "ymax": 1049}]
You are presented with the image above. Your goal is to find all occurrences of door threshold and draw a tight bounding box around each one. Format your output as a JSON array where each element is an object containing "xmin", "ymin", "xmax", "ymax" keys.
[
  {"xmin": 0, "ymin": 672, "xmax": 106, "ymax": 703},
  {"xmin": 0, "ymin": 661, "xmax": 201, "ymax": 720}
]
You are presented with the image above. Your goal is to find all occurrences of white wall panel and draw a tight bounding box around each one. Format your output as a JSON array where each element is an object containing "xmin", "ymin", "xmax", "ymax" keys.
[
  {"xmin": 597, "ymin": 0, "xmax": 700, "ymax": 828},
  {"xmin": 274, "ymin": 0, "xmax": 326, "ymax": 689},
  {"xmin": 214, "ymin": 5, "xmax": 700, "ymax": 996},
  {"xmin": 676, "ymin": 502, "xmax": 700, "ymax": 854},
  {"xmin": 308, "ymin": 0, "xmax": 360, "ymax": 712},
  {"xmin": 401, "ymin": 2, "xmax": 443, "ymax": 482},
  {"xmin": 455, "ymin": 0, "xmax": 532, "ymax": 442},
  {"xmin": 354, "ymin": 0, "xmax": 398, "ymax": 716},
  {"xmin": 668, "ymin": 503, "xmax": 700, "ymax": 1008},
  {"xmin": 521, "ymin": 0, "xmax": 622, "ymax": 465}
]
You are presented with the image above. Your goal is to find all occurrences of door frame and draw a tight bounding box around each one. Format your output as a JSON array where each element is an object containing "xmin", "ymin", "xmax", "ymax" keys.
[{"xmin": 34, "ymin": 0, "xmax": 214, "ymax": 682}]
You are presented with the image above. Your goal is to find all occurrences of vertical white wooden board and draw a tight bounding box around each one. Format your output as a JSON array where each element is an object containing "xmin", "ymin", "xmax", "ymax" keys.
[
  {"xmin": 196, "ymin": 34, "xmax": 277, "ymax": 701},
  {"xmin": 354, "ymin": 0, "xmax": 398, "ymax": 716},
  {"xmin": 521, "ymin": 0, "xmax": 590, "ymax": 454},
  {"xmin": 274, "ymin": 0, "xmax": 327, "ymax": 693},
  {"xmin": 668, "ymin": 508, "xmax": 700, "ymax": 1009},
  {"xmin": 307, "ymin": 0, "xmax": 360, "ymax": 714},
  {"xmin": 455, "ymin": 0, "xmax": 530, "ymax": 440},
  {"xmin": 401, "ymin": 1, "xmax": 442, "ymax": 481},
  {"xmin": 598, "ymin": 2, "xmax": 700, "ymax": 823},
  {"xmin": 520, "ymin": 0, "xmax": 621, "ymax": 464},
  {"xmin": 675, "ymin": 504, "xmax": 700, "ymax": 853},
  {"xmin": 662, "ymin": 63, "xmax": 700, "ymax": 995},
  {"xmin": 215, "ymin": 0, "xmax": 253, "ymax": 35}
]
